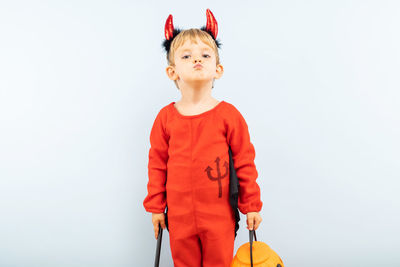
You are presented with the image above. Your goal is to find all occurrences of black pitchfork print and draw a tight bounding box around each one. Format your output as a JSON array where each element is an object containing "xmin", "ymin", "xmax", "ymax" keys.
[{"xmin": 204, "ymin": 156, "xmax": 229, "ymax": 198}]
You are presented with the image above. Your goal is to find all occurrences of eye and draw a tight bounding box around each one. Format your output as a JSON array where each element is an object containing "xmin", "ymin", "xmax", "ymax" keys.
[
  {"xmin": 203, "ymin": 54, "xmax": 210, "ymax": 58},
  {"xmin": 182, "ymin": 55, "xmax": 190, "ymax": 59}
]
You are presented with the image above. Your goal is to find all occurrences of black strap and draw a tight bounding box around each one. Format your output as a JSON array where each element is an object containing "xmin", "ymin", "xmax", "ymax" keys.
[
  {"xmin": 249, "ymin": 229, "xmax": 257, "ymax": 267},
  {"xmin": 154, "ymin": 208, "xmax": 169, "ymax": 267},
  {"xmin": 154, "ymin": 222, "xmax": 163, "ymax": 267}
]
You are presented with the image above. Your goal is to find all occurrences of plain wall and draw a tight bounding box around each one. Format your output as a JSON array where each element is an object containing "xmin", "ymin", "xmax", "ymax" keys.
[{"xmin": 0, "ymin": 0, "xmax": 399, "ymax": 266}]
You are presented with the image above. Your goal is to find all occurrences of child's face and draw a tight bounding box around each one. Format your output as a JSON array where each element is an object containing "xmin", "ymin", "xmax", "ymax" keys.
[{"xmin": 166, "ymin": 37, "xmax": 223, "ymax": 88}]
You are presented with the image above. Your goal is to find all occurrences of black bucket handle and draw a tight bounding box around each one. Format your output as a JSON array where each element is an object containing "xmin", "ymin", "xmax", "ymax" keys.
[
  {"xmin": 154, "ymin": 222, "xmax": 163, "ymax": 267},
  {"xmin": 249, "ymin": 229, "xmax": 257, "ymax": 267}
]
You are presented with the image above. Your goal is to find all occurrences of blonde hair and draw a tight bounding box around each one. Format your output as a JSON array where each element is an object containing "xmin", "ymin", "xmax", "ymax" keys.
[{"xmin": 166, "ymin": 28, "xmax": 221, "ymax": 90}]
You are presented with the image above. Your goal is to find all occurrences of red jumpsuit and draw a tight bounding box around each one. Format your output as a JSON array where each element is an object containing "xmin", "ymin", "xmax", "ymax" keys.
[{"xmin": 143, "ymin": 100, "xmax": 263, "ymax": 267}]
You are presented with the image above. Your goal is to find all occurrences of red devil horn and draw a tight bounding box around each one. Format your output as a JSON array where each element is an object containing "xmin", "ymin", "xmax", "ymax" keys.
[
  {"xmin": 205, "ymin": 9, "xmax": 218, "ymax": 39},
  {"xmin": 165, "ymin": 14, "xmax": 174, "ymax": 40}
]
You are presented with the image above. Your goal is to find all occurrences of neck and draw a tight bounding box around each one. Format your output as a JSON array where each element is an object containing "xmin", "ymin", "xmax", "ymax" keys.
[{"xmin": 177, "ymin": 81, "xmax": 214, "ymax": 105}]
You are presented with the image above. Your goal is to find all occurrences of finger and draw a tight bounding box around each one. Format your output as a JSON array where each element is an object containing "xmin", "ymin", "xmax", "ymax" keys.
[
  {"xmin": 246, "ymin": 216, "xmax": 251, "ymax": 227},
  {"xmin": 161, "ymin": 219, "xmax": 166, "ymax": 229},
  {"xmin": 154, "ymin": 224, "xmax": 159, "ymax": 239},
  {"xmin": 247, "ymin": 217, "xmax": 254, "ymax": 230},
  {"xmin": 254, "ymin": 219, "xmax": 260, "ymax": 230}
]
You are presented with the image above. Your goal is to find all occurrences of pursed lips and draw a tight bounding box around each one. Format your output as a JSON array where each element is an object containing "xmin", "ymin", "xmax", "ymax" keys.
[{"xmin": 193, "ymin": 63, "xmax": 203, "ymax": 69}]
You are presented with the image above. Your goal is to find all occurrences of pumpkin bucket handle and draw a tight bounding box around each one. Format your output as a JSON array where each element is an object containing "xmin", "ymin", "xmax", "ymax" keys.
[
  {"xmin": 249, "ymin": 229, "xmax": 257, "ymax": 267},
  {"xmin": 154, "ymin": 222, "xmax": 163, "ymax": 267}
]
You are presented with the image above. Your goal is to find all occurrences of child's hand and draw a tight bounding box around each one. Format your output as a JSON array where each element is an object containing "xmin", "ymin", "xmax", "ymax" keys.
[
  {"xmin": 246, "ymin": 212, "xmax": 262, "ymax": 231},
  {"xmin": 152, "ymin": 213, "xmax": 166, "ymax": 239}
]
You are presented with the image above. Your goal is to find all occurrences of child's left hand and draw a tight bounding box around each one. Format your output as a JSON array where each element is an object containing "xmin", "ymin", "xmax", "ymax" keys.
[{"xmin": 246, "ymin": 212, "xmax": 262, "ymax": 230}]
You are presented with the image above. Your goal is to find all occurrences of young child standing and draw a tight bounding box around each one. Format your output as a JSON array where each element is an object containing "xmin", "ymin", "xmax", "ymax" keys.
[{"xmin": 143, "ymin": 9, "xmax": 263, "ymax": 266}]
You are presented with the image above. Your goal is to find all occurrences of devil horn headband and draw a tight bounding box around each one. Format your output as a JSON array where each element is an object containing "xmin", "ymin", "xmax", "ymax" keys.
[{"xmin": 162, "ymin": 9, "xmax": 222, "ymax": 54}]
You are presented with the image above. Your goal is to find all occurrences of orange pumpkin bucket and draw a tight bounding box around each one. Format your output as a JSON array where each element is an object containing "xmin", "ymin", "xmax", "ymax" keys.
[{"xmin": 231, "ymin": 230, "xmax": 284, "ymax": 267}]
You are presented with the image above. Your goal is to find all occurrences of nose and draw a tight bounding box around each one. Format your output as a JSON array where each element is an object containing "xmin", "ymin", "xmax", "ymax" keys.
[{"xmin": 193, "ymin": 56, "xmax": 202, "ymax": 63}]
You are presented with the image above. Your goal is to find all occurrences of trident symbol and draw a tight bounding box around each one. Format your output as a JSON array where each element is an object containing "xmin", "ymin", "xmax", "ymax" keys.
[{"xmin": 205, "ymin": 156, "xmax": 229, "ymax": 198}]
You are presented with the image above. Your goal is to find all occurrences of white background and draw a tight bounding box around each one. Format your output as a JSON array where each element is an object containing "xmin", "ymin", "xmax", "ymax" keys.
[{"xmin": 0, "ymin": 0, "xmax": 399, "ymax": 266}]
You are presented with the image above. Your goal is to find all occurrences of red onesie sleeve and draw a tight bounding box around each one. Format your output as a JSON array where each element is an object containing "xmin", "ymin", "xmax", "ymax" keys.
[
  {"xmin": 226, "ymin": 105, "xmax": 263, "ymax": 215},
  {"xmin": 143, "ymin": 108, "xmax": 169, "ymax": 213}
]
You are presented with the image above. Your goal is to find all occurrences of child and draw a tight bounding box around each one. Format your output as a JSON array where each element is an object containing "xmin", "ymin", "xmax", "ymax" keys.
[{"xmin": 143, "ymin": 9, "xmax": 263, "ymax": 267}]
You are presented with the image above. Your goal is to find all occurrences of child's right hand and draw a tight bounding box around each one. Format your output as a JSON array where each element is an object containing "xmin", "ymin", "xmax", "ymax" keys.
[{"xmin": 152, "ymin": 213, "xmax": 166, "ymax": 239}]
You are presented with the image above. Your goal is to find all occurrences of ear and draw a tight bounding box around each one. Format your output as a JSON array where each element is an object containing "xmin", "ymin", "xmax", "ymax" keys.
[
  {"xmin": 166, "ymin": 65, "xmax": 179, "ymax": 80},
  {"xmin": 214, "ymin": 64, "xmax": 224, "ymax": 79}
]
